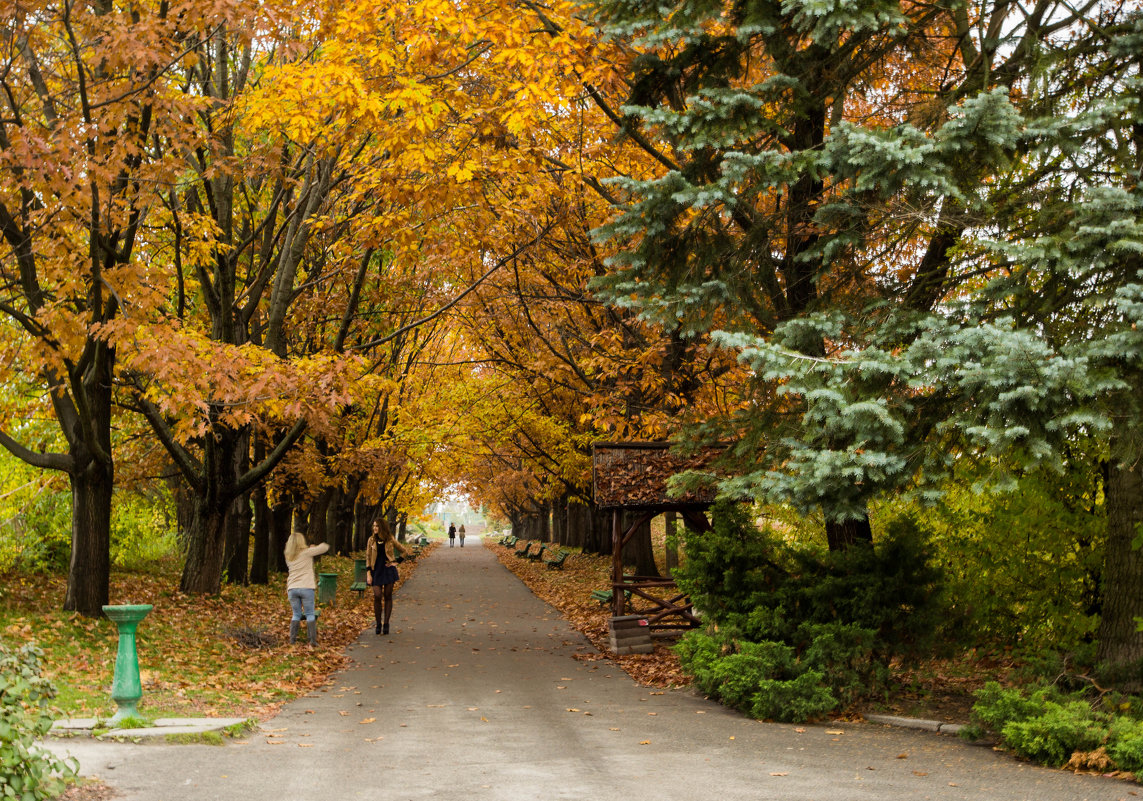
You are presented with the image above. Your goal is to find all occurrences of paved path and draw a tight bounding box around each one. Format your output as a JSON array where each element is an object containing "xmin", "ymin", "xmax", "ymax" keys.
[{"xmin": 49, "ymin": 539, "xmax": 1134, "ymax": 800}]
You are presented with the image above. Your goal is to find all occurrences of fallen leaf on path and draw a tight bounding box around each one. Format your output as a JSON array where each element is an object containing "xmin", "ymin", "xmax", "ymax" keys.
[
  {"xmin": 826, "ymin": 729, "xmax": 844, "ymax": 735},
  {"xmin": 359, "ymin": 718, "xmax": 375, "ymax": 724},
  {"xmin": 639, "ymin": 740, "xmax": 651, "ymax": 745},
  {"xmin": 896, "ymin": 753, "xmax": 907, "ymax": 759},
  {"xmin": 769, "ymin": 772, "xmax": 788, "ymax": 777}
]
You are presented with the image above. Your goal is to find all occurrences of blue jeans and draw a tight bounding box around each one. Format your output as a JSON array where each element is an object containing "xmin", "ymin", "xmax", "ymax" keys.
[{"xmin": 288, "ymin": 588, "xmax": 316, "ymax": 622}]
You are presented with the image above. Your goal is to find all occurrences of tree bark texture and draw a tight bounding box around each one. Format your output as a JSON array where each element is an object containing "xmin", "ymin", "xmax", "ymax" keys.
[
  {"xmin": 620, "ymin": 511, "xmax": 660, "ymax": 577},
  {"xmin": 64, "ymin": 458, "xmax": 113, "ymax": 616},
  {"xmin": 180, "ymin": 498, "xmax": 230, "ymax": 595},
  {"xmin": 1097, "ymin": 452, "xmax": 1143, "ymax": 690},
  {"xmin": 825, "ymin": 514, "xmax": 873, "ymax": 552},
  {"xmin": 664, "ymin": 511, "xmax": 679, "ymax": 573},
  {"xmin": 270, "ymin": 498, "xmax": 292, "ymax": 572},
  {"xmin": 222, "ymin": 494, "xmax": 248, "ymax": 585},
  {"xmin": 250, "ymin": 486, "xmax": 270, "ymax": 584}
]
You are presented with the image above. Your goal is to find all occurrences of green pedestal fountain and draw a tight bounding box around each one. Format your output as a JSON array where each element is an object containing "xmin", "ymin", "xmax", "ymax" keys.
[{"xmin": 102, "ymin": 604, "xmax": 153, "ymax": 724}]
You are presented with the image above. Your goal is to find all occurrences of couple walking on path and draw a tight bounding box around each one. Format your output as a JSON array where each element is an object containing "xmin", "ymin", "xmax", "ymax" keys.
[
  {"xmin": 448, "ymin": 521, "xmax": 466, "ymax": 546},
  {"xmin": 50, "ymin": 536, "xmax": 1130, "ymax": 801}
]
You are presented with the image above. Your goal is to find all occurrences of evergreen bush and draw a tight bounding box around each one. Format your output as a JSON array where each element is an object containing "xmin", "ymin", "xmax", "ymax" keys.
[
  {"xmin": 970, "ymin": 681, "xmax": 1143, "ymax": 772},
  {"xmin": 0, "ymin": 642, "xmax": 76, "ymax": 800},
  {"xmin": 1107, "ymin": 717, "xmax": 1143, "ymax": 773},
  {"xmin": 1001, "ymin": 700, "xmax": 1108, "ymax": 767},
  {"xmin": 672, "ymin": 500, "xmax": 943, "ymax": 721}
]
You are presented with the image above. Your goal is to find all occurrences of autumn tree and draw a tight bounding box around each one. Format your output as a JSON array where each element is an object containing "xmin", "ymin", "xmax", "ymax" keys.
[{"xmin": 0, "ymin": 0, "xmax": 243, "ymax": 614}]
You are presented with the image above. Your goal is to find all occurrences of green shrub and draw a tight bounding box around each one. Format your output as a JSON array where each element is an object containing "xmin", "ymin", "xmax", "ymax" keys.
[
  {"xmin": 750, "ymin": 671, "xmax": 836, "ymax": 722},
  {"xmin": 873, "ymin": 457, "xmax": 1104, "ymax": 655},
  {"xmin": 799, "ymin": 622, "xmax": 886, "ymax": 707},
  {"xmin": 970, "ymin": 681, "xmax": 1055, "ymax": 732},
  {"xmin": 970, "ymin": 681, "xmax": 1143, "ymax": 772},
  {"xmin": 672, "ymin": 500, "xmax": 942, "ymax": 720},
  {"xmin": 676, "ymin": 501, "xmax": 944, "ymax": 658},
  {"xmin": 110, "ymin": 492, "xmax": 178, "ymax": 569},
  {"xmin": 1000, "ymin": 700, "xmax": 1108, "ymax": 767},
  {"xmin": 1107, "ymin": 717, "xmax": 1143, "ymax": 773},
  {"xmin": 0, "ymin": 642, "xmax": 77, "ymax": 800},
  {"xmin": 676, "ymin": 625, "xmax": 867, "ymax": 722}
]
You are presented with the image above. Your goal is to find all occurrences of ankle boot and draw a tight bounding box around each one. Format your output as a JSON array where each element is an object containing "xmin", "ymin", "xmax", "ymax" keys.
[
  {"xmin": 289, "ymin": 620, "xmax": 300, "ymax": 644},
  {"xmin": 307, "ymin": 619, "xmax": 318, "ymax": 646}
]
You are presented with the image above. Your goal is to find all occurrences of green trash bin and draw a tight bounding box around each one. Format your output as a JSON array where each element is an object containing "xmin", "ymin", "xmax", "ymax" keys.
[{"xmin": 318, "ymin": 572, "xmax": 338, "ymax": 606}]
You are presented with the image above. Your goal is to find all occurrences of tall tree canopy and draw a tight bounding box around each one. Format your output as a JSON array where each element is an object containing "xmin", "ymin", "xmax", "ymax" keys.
[{"xmin": 585, "ymin": 0, "xmax": 1143, "ymax": 680}]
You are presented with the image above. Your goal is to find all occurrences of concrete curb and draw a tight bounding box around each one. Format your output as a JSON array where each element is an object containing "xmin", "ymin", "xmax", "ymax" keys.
[
  {"xmin": 51, "ymin": 717, "xmax": 249, "ymax": 740},
  {"xmin": 863, "ymin": 714, "xmax": 975, "ymax": 739}
]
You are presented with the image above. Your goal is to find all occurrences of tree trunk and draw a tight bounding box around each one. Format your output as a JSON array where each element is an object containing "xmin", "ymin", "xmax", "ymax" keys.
[
  {"xmin": 63, "ymin": 367, "xmax": 114, "ymax": 617},
  {"xmin": 825, "ymin": 514, "xmax": 873, "ymax": 551},
  {"xmin": 622, "ymin": 511, "xmax": 660, "ymax": 577},
  {"xmin": 553, "ymin": 494, "xmax": 568, "ymax": 546},
  {"xmin": 64, "ymin": 457, "xmax": 113, "ymax": 616},
  {"xmin": 331, "ymin": 484, "xmax": 357, "ymax": 554},
  {"xmin": 180, "ymin": 421, "xmax": 249, "ymax": 593},
  {"xmin": 584, "ymin": 501, "xmax": 612, "ymax": 555},
  {"xmin": 180, "ymin": 497, "xmax": 230, "ymax": 595},
  {"xmin": 307, "ymin": 489, "xmax": 333, "ymax": 545},
  {"xmin": 224, "ymin": 492, "xmax": 251, "ymax": 585},
  {"xmin": 566, "ymin": 500, "xmax": 589, "ymax": 550},
  {"xmin": 664, "ymin": 511, "xmax": 680, "ymax": 573},
  {"xmin": 270, "ymin": 498, "xmax": 292, "ymax": 572},
  {"xmin": 1097, "ymin": 450, "xmax": 1143, "ymax": 690},
  {"xmin": 250, "ymin": 485, "xmax": 270, "ymax": 584}
]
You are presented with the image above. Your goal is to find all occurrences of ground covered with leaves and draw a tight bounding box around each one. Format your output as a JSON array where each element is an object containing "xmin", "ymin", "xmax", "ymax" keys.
[{"xmin": 0, "ymin": 548, "xmax": 430, "ymax": 721}]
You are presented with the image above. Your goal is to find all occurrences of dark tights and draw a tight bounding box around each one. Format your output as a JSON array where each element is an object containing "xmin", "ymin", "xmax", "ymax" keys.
[{"xmin": 372, "ymin": 582, "xmax": 394, "ymax": 626}]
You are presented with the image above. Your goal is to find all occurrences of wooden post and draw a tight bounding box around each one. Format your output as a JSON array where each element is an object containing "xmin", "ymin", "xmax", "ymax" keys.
[{"xmin": 611, "ymin": 509, "xmax": 624, "ymax": 617}]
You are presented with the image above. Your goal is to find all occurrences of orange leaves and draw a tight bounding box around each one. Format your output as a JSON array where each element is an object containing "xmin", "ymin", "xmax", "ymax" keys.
[{"xmin": 119, "ymin": 324, "xmax": 363, "ymax": 442}]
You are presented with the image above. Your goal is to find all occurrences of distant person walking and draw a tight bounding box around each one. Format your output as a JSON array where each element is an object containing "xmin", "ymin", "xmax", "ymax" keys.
[
  {"xmin": 366, "ymin": 519, "xmax": 411, "ymax": 635},
  {"xmin": 284, "ymin": 530, "xmax": 329, "ymax": 646},
  {"xmin": 458, "ymin": 524, "xmax": 466, "ymax": 547},
  {"xmin": 448, "ymin": 522, "xmax": 456, "ymax": 547}
]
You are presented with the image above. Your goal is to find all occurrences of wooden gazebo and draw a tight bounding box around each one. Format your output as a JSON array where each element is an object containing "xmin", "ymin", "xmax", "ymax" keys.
[{"xmin": 592, "ymin": 441, "xmax": 719, "ymax": 631}]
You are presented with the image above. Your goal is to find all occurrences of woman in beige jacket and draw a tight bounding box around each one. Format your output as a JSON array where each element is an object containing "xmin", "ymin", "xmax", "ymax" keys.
[
  {"xmin": 285, "ymin": 530, "xmax": 329, "ymax": 645},
  {"xmin": 365, "ymin": 519, "xmax": 411, "ymax": 635}
]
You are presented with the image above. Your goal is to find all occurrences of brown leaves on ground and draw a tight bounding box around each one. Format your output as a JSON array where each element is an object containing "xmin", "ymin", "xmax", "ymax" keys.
[
  {"xmin": 486, "ymin": 540, "xmax": 691, "ymax": 689},
  {"xmin": 0, "ymin": 547, "xmax": 434, "ymax": 720}
]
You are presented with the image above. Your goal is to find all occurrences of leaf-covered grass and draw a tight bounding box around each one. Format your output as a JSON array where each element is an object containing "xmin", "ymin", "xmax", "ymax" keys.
[{"xmin": 0, "ymin": 548, "xmax": 431, "ymax": 721}]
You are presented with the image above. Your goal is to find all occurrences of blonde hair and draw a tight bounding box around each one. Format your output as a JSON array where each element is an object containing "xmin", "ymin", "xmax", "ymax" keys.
[{"xmin": 284, "ymin": 530, "xmax": 308, "ymax": 562}]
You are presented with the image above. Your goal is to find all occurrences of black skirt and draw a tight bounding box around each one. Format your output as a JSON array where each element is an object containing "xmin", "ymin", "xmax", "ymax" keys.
[{"xmin": 373, "ymin": 564, "xmax": 399, "ymax": 585}]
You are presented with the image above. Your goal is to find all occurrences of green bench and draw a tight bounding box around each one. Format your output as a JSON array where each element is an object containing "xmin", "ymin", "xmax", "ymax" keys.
[
  {"xmin": 590, "ymin": 588, "xmax": 631, "ymax": 606},
  {"xmin": 350, "ymin": 558, "xmax": 368, "ymax": 596},
  {"xmin": 544, "ymin": 549, "xmax": 570, "ymax": 569},
  {"xmin": 514, "ymin": 540, "xmax": 536, "ymax": 558},
  {"xmin": 527, "ymin": 543, "xmax": 550, "ymax": 562}
]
